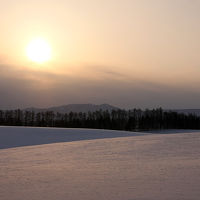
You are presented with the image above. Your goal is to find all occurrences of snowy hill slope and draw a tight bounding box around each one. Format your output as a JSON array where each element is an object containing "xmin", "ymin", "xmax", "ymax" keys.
[
  {"xmin": 0, "ymin": 126, "xmax": 143, "ymax": 149},
  {"xmin": 0, "ymin": 127, "xmax": 200, "ymax": 200}
]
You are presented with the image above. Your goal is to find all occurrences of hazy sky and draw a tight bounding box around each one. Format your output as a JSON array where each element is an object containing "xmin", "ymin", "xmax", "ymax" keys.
[{"xmin": 0, "ymin": 0, "xmax": 200, "ymax": 109}]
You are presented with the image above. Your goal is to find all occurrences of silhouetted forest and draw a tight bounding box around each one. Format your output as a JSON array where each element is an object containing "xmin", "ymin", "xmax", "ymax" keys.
[{"xmin": 0, "ymin": 108, "xmax": 200, "ymax": 131}]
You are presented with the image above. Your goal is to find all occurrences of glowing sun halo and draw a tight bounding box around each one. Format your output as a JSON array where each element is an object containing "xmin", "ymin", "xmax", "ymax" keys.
[{"xmin": 26, "ymin": 38, "xmax": 52, "ymax": 63}]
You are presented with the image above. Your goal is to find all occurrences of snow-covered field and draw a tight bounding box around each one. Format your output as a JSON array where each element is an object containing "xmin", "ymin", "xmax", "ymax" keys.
[
  {"xmin": 0, "ymin": 127, "xmax": 200, "ymax": 200},
  {"xmin": 0, "ymin": 126, "xmax": 144, "ymax": 149}
]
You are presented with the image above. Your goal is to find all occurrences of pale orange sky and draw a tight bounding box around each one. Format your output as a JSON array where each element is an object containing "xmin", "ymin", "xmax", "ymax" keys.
[{"xmin": 0, "ymin": 0, "xmax": 200, "ymax": 109}]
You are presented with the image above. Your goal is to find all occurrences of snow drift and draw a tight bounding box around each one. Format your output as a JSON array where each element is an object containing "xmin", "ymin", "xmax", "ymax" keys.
[{"xmin": 0, "ymin": 127, "xmax": 200, "ymax": 200}]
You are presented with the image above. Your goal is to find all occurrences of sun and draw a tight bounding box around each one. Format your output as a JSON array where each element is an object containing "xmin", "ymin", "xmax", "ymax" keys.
[{"xmin": 26, "ymin": 38, "xmax": 52, "ymax": 63}]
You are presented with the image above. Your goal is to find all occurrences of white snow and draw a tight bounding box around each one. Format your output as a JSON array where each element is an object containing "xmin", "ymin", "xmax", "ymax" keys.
[
  {"xmin": 0, "ymin": 126, "xmax": 144, "ymax": 149},
  {"xmin": 0, "ymin": 127, "xmax": 200, "ymax": 200}
]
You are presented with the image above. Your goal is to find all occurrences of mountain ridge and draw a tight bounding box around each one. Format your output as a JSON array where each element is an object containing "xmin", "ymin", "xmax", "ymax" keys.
[
  {"xmin": 24, "ymin": 103, "xmax": 120, "ymax": 113},
  {"xmin": 21, "ymin": 105, "xmax": 200, "ymax": 116}
]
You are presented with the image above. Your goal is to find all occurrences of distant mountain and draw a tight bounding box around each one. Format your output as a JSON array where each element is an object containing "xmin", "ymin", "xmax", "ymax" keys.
[
  {"xmin": 24, "ymin": 104, "xmax": 120, "ymax": 113},
  {"xmin": 167, "ymin": 109, "xmax": 200, "ymax": 116},
  {"xmin": 23, "ymin": 106, "xmax": 200, "ymax": 116}
]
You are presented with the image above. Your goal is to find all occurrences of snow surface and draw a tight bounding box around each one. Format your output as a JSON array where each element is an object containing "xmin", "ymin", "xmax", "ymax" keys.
[
  {"xmin": 0, "ymin": 127, "xmax": 200, "ymax": 200},
  {"xmin": 0, "ymin": 126, "xmax": 144, "ymax": 149}
]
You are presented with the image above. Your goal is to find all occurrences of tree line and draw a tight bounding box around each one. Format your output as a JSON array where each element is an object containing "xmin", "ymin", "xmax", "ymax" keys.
[{"xmin": 0, "ymin": 108, "xmax": 200, "ymax": 131}]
